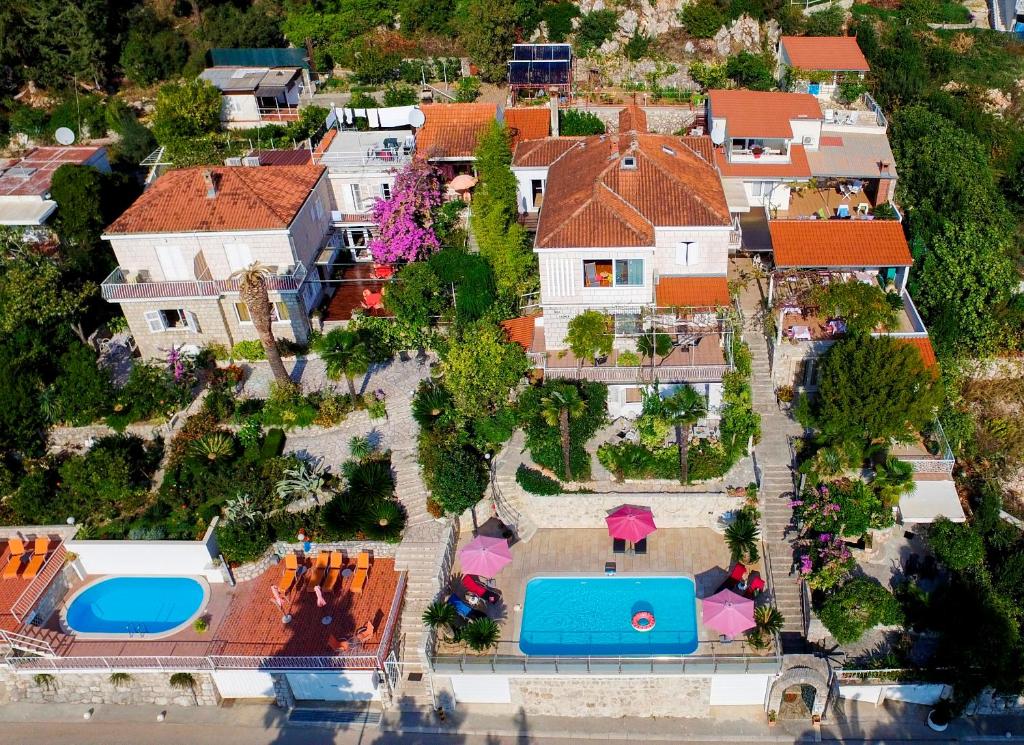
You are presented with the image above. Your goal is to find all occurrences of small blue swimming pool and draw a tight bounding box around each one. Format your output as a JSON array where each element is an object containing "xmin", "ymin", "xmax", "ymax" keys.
[
  {"xmin": 519, "ymin": 576, "xmax": 698, "ymax": 656},
  {"xmin": 65, "ymin": 577, "xmax": 207, "ymax": 637}
]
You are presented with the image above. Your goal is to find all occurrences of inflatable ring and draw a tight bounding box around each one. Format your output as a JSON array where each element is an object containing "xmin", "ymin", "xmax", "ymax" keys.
[{"xmin": 631, "ymin": 610, "xmax": 655, "ymax": 632}]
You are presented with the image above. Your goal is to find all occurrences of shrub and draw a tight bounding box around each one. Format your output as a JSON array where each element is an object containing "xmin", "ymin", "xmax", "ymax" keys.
[
  {"xmin": 261, "ymin": 428, "xmax": 286, "ymax": 460},
  {"xmin": 472, "ymin": 406, "xmax": 517, "ymax": 449},
  {"xmin": 360, "ymin": 499, "xmax": 406, "ymax": 540},
  {"xmin": 516, "ymin": 464, "xmax": 561, "ymax": 495},
  {"xmin": 346, "ymin": 456, "xmax": 395, "ymax": 501},
  {"xmin": 455, "ymin": 76, "xmax": 482, "ymax": 103},
  {"xmin": 817, "ymin": 577, "xmax": 904, "ymax": 644},
  {"xmin": 412, "ymin": 380, "xmax": 455, "ymax": 430},
  {"xmin": 231, "ymin": 340, "xmax": 266, "ymax": 361},
  {"xmin": 542, "ymin": 2, "xmax": 579, "ymax": 41},
  {"xmin": 558, "ymin": 109, "xmax": 605, "ymax": 136},
  {"xmin": 421, "ymin": 436, "xmax": 488, "ymax": 515},
  {"xmin": 724, "ymin": 508, "xmax": 760, "ymax": 563},
  {"xmin": 519, "ymin": 381, "xmax": 606, "ymax": 480},
  {"xmin": 216, "ymin": 514, "xmax": 274, "ymax": 564},
  {"xmin": 383, "ymin": 83, "xmax": 418, "ymax": 106},
  {"xmin": 109, "ymin": 362, "xmax": 192, "ymax": 428},
  {"xmin": 928, "ymin": 518, "xmax": 985, "ymax": 572},
  {"xmin": 679, "ymin": 0, "xmax": 726, "ymax": 38},
  {"xmin": 575, "ymin": 9, "xmax": 619, "ymax": 54},
  {"xmin": 52, "ymin": 344, "xmax": 111, "ymax": 425}
]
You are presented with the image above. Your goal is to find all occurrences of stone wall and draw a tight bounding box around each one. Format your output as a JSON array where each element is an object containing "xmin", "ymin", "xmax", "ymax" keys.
[
  {"xmin": 519, "ymin": 492, "xmax": 744, "ymax": 531},
  {"xmin": 0, "ymin": 670, "xmax": 220, "ymax": 707},
  {"xmin": 509, "ymin": 676, "xmax": 712, "ymax": 718},
  {"xmin": 567, "ymin": 106, "xmax": 697, "ymax": 134}
]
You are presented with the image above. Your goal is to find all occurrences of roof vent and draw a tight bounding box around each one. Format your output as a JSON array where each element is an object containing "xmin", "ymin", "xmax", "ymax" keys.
[
  {"xmin": 202, "ymin": 169, "xmax": 218, "ymax": 199},
  {"xmin": 661, "ymin": 145, "xmax": 676, "ymax": 156},
  {"xmin": 621, "ymin": 156, "xmax": 637, "ymax": 170}
]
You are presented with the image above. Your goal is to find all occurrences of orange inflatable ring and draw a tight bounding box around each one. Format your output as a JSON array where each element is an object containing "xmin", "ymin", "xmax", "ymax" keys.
[{"xmin": 631, "ymin": 611, "xmax": 655, "ymax": 632}]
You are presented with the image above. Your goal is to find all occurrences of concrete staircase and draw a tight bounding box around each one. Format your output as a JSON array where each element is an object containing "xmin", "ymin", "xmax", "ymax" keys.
[{"xmin": 744, "ymin": 330, "xmax": 806, "ymax": 650}]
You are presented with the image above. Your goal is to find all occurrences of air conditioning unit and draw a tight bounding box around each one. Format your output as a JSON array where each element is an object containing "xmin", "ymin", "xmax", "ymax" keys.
[
  {"xmin": 802, "ymin": 136, "xmax": 814, "ymax": 145},
  {"xmin": 224, "ymin": 157, "xmax": 242, "ymax": 166},
  {"xmin": 241, "ymin": 156, "xmax": 261, "ymax": 167}
]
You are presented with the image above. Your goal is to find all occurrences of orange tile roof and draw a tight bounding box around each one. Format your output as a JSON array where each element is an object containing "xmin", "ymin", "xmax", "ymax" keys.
[
  {"xmin": 505, "ymin": 108, "xmax": 550, "ymax": 148},
  {"xmin": 618, "ymin": 105, "xmax": 648, "ymax": 134},
  {"xmin": 901, "ymin": 337, "xmax": 938, "ymax": 370},
  {"xmin": 536, "ymin": 130, "xmax": 732, "ymax": 249},
  {"xmin": 501, "ymin": 315, "xmax": 536, "ymax": 349},
  {"xmin": 708, "ymin": 90, "xmax": 822, "ymax": 138},
  {"xmin": 656, "ymin": 276, "xmax": 731, "ymax": 307},
  {"xmin": 769, "ymin": 220, "xmax": 913, "ymax": 267},
  {"xmin": 416, "ymin": 103, "xmax": 497, "ymax": 160},
  {"xmin": 780, "ymin": 36, "xmax": 870, "ymax": 72},
  {"xmin": 105, "ymin": 165, "xmax": 325, "ymax": 235},
  {"xmin": 713, "ymin": 143, "xmax": 812, "ymax": 178},
  {"xmin": 512, "ymin": 137, "xmax": 583, "ymax": 167}
]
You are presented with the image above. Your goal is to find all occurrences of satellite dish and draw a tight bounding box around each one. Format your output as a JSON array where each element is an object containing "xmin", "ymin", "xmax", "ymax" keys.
[
  {"xmin": 710, "ymin": 120, "xmax": 726, "ymax": 146},
  {"xmin": 408, "ymin": 108, "xmax": 426, "ymax": 128},
  {"xmin": 54, "ymin": 127, "xmax": 76, "ymax": 146}
]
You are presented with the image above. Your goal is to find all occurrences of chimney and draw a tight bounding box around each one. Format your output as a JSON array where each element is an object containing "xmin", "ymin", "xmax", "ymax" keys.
[
  {"xmin": 549, "ymin": 96, "xmax": 559, "ymax": 138},
  {"xmin": 202, "ymin": 169, "xmax": 217, "ymax": 199}
]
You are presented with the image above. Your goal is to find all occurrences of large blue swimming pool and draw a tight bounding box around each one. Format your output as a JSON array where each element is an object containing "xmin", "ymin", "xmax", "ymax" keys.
[
  {"xmin": 65, "ymin": 577, "xmax": 207, "ymax": 636},
  {"xmin": 519, "ymin": 576, "xmax": 698, "ymax": 656}
]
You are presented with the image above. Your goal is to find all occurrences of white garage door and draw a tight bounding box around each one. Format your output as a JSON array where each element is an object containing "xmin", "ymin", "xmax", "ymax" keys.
[
  {"xmin": 710, "ymin": 674, "xmax": 771, "ymax": 706},
  {"xmin": 212, "ymin": 670, "xmax": 276, "ymax": 699},
  {"xmin": 286, "ymin": 672, "xmax": 381, "ymax": 701},
  {"xmin": 450, "ymin": 675, "xmax": 511, "ymax": 704}
]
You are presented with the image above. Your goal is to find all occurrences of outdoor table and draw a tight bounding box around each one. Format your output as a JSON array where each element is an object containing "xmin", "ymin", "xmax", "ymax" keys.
[{"xmin": 791, "ymin": 325, "xmax": 812, "ymax": 341}]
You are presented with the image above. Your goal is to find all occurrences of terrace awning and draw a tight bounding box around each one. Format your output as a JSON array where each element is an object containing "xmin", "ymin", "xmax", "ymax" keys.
[
  {"xmin": 722, "ymin": 179, "xmax": 750, "ymax": 213},
  {"xmin": 898, "ymin": 479, "xmax": 966, "ymax": 524}
]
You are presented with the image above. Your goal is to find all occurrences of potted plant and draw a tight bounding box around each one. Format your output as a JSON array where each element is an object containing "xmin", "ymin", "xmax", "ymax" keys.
[
  {"xmin": 767, "ymin": 710, "xmax": 777, "ymax": 726},
  {"xmin": 752, "ymin": 146, "xmax": 764, "ymax": 159},
  {"xmin": 776, "ymin": 385, "xmax": 795, "ymax": 409},
  {"xmin": 927, "ymin": 700, "xmax": 952, "ymax": 732}
]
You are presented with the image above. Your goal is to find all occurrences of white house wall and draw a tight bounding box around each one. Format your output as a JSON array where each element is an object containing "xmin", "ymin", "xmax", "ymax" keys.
[
  {"xmin": 790, "ymin": 118, "xmax": 821, "ymax": 150},
  {"xmin": 325, "ymin": 173, "xmax": 396, "ymax": 215},
  {"xmin": 287, "ymin": 177, "xmax": 333, "ymax": 269},
  {"xmin": 513, "ymin": 167, "xmax": 548, "ymax": 212},
  {"xmin": 285, "ymin": 672, "xmax": 381, "ymax": 701},
  {"xmin": 744, "ymin": 182, "xmax": 792, "ymax": 210},
  {"xmin": 221, "ymin": 94, "xmax": 260, "ymax": 126},
  {"xmin": 538, "ymin": 249, "xmax": 655, "ymax": 306},
  {"xmin": 67, "ymin": 540, "xmax": 224, "ymax": 584},
  {"xmin": 652, "ymin": 227, "xmax": 731, "ymax": 277},
  {"xmin": 211, "ymin": 671, "xmax": 276, "ymax": 699},
  {"xmin": 709, "ymin": 674, "xmax": 771, "ymax": 706}
]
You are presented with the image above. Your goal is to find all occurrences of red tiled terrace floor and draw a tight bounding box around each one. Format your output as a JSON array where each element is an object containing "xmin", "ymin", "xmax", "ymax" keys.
[
  {"xmin": 0, "ymin": 536, "xmax": 59, "ymax": 632},
  {"xmin": 323, "ymin": 263, "xmax": 392, "ymax": 322}
]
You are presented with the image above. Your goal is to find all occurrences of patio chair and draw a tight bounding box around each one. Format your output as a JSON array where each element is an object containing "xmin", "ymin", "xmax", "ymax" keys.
[
  {"xmin": 836, "ymin": 205, "xmax": 851, "ymax": 219},
  {"xmin": 323, "ymin": 551, "xmax": 344, "ymax": 592},
  {"xmin": 856, "ymin": 202, "xmax": 870, "ymax": 215},
  {"xmin": 356, "ymin": 621, "xmax": 375, "ymax": 643},
  {"xmin": 447, "ymin": 594, "xmax": 474, "ymax": 619},
  {"xmin": 350, "ymin": 551, "xmax": 371, "ymax": 594},
  {"xmin": 307, "ymin": 551, "xmax": 330, "ymax": 587},
  {"xmin": 717, "ymin": 562, "xmax": 746, "ymax": 592},
  {"xmin": 2, "ymin": 538, "xmax": 27, "ymax": 579},
  {"xmin": 278, "ymin": 553, "xmax": 299, "ymax": 594},
  {"xmin": 612, "ymin": 538, "xmax": 626, "ymax": 554},
  {"xmin": 21, "ymin": 537, "xmax": 50, "ymax": 580},
  {"xmin": 816, "ymin": 208, "xmax": 829, "ymax": 220},
  {"xmin": 824, "ymin": 109, "xmax": 836, "ymax": 124},
  {"xmin": 632, "ymin": 538, "xmax": 648, "ymax": 555},
  {"xmin": 744, "ymin": 573, "xmax": 766, "ymax": 599}
]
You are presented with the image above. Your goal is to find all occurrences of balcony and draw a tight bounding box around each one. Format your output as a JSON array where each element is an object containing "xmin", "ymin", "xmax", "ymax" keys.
[
  {"xmin": 820, "ymin": 93, "xmax": 888, "ymax": 133},
  {"xmin": 890, "ymin": 420, "xmax": 955, "ymax": 474},
  {"xmin": 101, "ymin": 263, "xmax": 307, "ymax": 302},
  {"xmin": 539, "ymin": 335, "xmax": 731, "ymax": 384}
]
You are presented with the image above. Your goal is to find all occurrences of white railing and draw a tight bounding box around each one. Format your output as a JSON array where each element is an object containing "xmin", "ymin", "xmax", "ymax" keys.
[
  {"xmin": 101, "ymin": 263, "xmax": 307, "ymax": 301},
  {"xmin": 544, "ymin": 364, "xmax": 731, "ymax": 384},
  {"xmin": 12, "ymin": 543, "xmax": 66, "ymax": 623},
  {"xmin": 317, "ymin": 150, "xmax": 411, "ymax": 172},
  {"xmin": 0, "ymin": 630, "xmax": 56, "ymax": 657},
  {"xmin": 5, "ymin": 653, "xmax": 383, "ymax": 673},
  {"xmin": 376, "ymin": 572, "xmax": 407, "ymax": 664}
]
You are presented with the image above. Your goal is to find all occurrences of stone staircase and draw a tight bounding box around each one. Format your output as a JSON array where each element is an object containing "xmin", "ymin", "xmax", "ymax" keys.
[{"xmin": 744, "ymin": 330, "xmax": 806, "ymax": 650}]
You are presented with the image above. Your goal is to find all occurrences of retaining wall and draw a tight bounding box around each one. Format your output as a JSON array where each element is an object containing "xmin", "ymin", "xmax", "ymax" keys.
[{"xmin": 0, "ymin": 670, "xmax": 219, "ymax": 707}]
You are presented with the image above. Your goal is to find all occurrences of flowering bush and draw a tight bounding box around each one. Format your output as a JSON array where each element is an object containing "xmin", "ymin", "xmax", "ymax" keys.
[
  {"xmin": 369, "ymin": 161, "xmax": 444, "ymax": 263},
  {"xmin": 793, "ymin": 479, "xmax": 889, "ymax": 539},
  {"xmin": 796, "ymin": 532, "xmax": 855, "ymax": 592}
]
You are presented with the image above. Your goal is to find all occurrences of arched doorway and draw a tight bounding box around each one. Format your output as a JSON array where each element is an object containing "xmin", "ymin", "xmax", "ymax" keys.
[
  {"xmin": 779, "ymin": 683, "xmax": 817, "ymax": 720},
  {"xmin": 767, "ymin": 656, "xmax": 832, "ymax": 721}
]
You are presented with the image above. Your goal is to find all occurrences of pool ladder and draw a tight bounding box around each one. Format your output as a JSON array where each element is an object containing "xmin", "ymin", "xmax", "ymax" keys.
[{"xmin": 126, "ymin": 624, "xmax": 148, "ymax": 638}]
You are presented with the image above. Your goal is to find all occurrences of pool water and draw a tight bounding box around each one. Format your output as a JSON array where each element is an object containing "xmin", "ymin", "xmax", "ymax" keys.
[
  {"xmin": 65, "ymin": 577, "xmax": 206, "ymax": 636},
  {"xmin": 519, "ymin": 576, "xmax": 698, "ymax": 656}
]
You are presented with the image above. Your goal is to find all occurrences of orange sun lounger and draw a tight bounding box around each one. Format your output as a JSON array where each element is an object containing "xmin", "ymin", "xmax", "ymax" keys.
[
  {"xmin": 350, "ymin": 551, "xmax": 371, "ymax": 594},
  {"xmin": 2, "ymin": 538, "xmax": 27, "ymax": 579},
  {"xmin": 21, "ymin": 537, "xmax": 50, "ymax": 580},
  {"xmin": 278, "ymin": 553, "xmax": 299, "ymax": 594},
  {"xmin": 307, "ymin": 551, "xmax": 330, "ymax": 588},
  {"xmin": 323, "ymin": 551, "xmax": 344, "ymax": 592}
]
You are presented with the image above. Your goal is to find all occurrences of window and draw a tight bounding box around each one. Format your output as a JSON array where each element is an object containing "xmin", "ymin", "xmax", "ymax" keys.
[
  {"xmin": 351, "ymin": 184, "xmax": 365, "ymax": 212},
  {"xmin": 614, "ymin": 313, "xmax": 643, "ymax": 335},
  {"xmin": 621, "ymin": 156, "xmax": 637, "ymax": 170},
  {"xmin": 531, "ymin": 179, "xmax": 544, "ymax": 209},
  {"xmin": 676, "ymin": 242, "xmax": 701, "ymax": 266},
  {"xmin": 380, "ymin": 183, "xmax": 391, "ymax": 200},
  {"xmin": 344, "ymin": 228, "xmax": 370, "ymax": 248},
  {"xmin": 144, "ymin": 309, "xmax": 200, "ymax": 333},
  {"xmin": 583, "ymin": 258, "xmax": 643, "ymax": 288},
  {"xmin": 749, "ymin": 181, "xmax": 779, "ymax": 198},
  {"xmin": 235, "ymin": 302, "xmax": 291, "ymax": 324}
]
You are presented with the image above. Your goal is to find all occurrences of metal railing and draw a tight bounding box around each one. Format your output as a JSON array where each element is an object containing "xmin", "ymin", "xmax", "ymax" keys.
[
  {"xmin": 5, "ymin": 653, "xmax": 383, "ymax": 673},
  {"xmin": 257, "ymin": 107, "xmax": 301, "ymax": 122},
  {"xmin": 11, "ymin": 543, "xmax": 66, "ymax": 624},
  {"xmin": 0, "ymin": 630, "xmax": 56, "ymax": 657},
  {"xmin": 317, "ymin": 149, "xmax": 411, "ymax": 172},
  {"xmin": 544, "ymin": 364, "xmax": 731, "ymax": 384},
  {"xmin": 903, "ymin": 419, "xmax": 955, "ymax": 474},
  {"xmin": 101, "ymin": 263, "xmax": 307, "ymax": 301},
  {"xmin": 377, "ymin": 572, "xmax": 407, "ymax": 665}
]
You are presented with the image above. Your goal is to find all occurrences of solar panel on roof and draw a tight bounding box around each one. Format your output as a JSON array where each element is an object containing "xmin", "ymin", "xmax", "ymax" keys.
[{"xmin": 512, "ymin": 44, "xmax": 572, "ymax": 62}]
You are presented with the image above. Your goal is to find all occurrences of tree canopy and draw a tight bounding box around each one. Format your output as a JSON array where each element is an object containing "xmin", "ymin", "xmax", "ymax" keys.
[{"xmin": 440, "ymin": 321, "xmax": 529, "ymax": 416}]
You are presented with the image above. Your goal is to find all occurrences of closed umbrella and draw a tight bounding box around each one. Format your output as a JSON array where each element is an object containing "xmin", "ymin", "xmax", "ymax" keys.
[
  {"xmin": 605, "ymin": 505, "xmax": 657, "ymax": 544},
  {"xmin": 701, "ymin": 588, "xmax": 755, "ymax": 638},
  {"xmin": 458, "ymin": 536, "xmax": 512, "ymax": 577}
]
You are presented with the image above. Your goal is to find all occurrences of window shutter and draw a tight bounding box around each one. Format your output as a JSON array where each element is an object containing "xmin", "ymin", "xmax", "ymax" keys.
[
  {"xmin": 686, "ymin": 242, "xmax": 701, "ymax": 266},
  {"xmin": 676, "ymin": 242, "xmax": 688, "ymax": 264},
  {"xmin": 185, "ymin": 311, "xmax": 201, "ymax": 333},
  {"xmin": 144, "ymin": 310, "xmax": 165, "ymax": 333},
  {"xmin": 156, "ymin": 246, "xmax": 190, "ymax": 281}
]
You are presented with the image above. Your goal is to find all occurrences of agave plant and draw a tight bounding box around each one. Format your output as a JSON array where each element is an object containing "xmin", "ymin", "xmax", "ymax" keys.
[
  {"xmin": 461, "ymin": 617, "xmax": 501, "ymax": 653},
  {"xmin": 190, "ymin": 431, "xmax": 235, "ymax": 461},
  {"xmin": 360, "ymin": 499, "xmax": 406, "ymax": 540},
  {"xmin": 724, "ymin": 510, "xmax": 760, "ymax": 564},
  {"xmin": 276, "ymin": 460, "xmax": 331, "ymax": 506},
  {"xmin": 224, "ymin": 493, "xmax": 261, "ymax": 526},
  {"xmin": 349, "ymin": 434, "xmax": 375, "ymax": 461},
  {"xmin": 411, "ymin": 381, "xmax": 453, "ymax": 429}
]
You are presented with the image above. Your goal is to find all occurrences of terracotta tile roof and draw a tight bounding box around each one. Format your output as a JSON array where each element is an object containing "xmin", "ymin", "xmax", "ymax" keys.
[
  {"xmin": 536, "ymin": 131, "xmax": 732, "ymax": 249},
  {"xmin": 512, "ymin": 137, "xmax": 583, "ymax": 167},
  {"xmin": 901, "ymin": 337, "xmax": 938, "ymax": 370},
  {"xmin": 713, "ymin": 144, "xmax": 812, "ymax": 178},
  {"xmin": 618, "ymin": 105, "xmax": 648, "ymax": 134},
  {"xmin": 769, "ymin": 220, "xmax": 913, "ymax": 267},
  {"xmin": 254, "ymin": 149, "xmax": 312, "ymax": 166},
  {"xmin": 105, "ymin": 165, "xmax": 325, "ymax": 235},
  {"xmin": 656, "ymin": 276, "xmax": 731, "ymax": 307},
  {"xmin": 0, "ymin": 146, "xmax": 107, "ymax": 198},
  {"xmin": 780, "ymin": 36, "xmax": 870, "ymax": 72},
  {"xmin": 708, "ymin": 90, "xmax": 822, "ymax": 138},
  {"xmin": 679, "ymin": 136, "xmax": 715, "ymax": 163},
  {"xmin": 504, "ymin": 108, "xmax": 550, "ymax": 148},
  {"xmin": 314, "ymin": 128, "xmax": 338, "ymax": 155},
  {"xmin": 416, "ymin": 103, "xmax": 497, "ymax": 160},
  {"xmin": 501, "ymin": 315, "xmax": 537, "ymax": 349}
]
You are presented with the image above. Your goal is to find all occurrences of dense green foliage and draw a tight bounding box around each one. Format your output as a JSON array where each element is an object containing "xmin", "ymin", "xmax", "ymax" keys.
[
  {"xmin": 519, "ymin": 381, "xmax": 606, "ymax": 481},
  {"xmin": 515, "ymin": 464, "xmax": 562, "ymax": 495},
  {"xmin": 558, "ymin": 109, "xmax": 606, "ymax": 136},
  {"xmin": 818, "ymin": 577, "xmax": 904, "ymax": 644}
]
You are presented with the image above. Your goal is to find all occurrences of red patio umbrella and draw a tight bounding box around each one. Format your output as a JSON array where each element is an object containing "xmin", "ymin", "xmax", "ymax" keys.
[{"xmin": 605, "ymin": 505, "xmax": 657, "ymax": 543}]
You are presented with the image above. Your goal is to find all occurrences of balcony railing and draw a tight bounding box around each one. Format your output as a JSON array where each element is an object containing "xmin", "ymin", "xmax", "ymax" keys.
[
  {"xmin": 4, "ymin": 653, "xmax": 383, "ymax": 673},
  {"xmin": 318, "ymin": 149, "xmax": 411, "ymax": 172},
  {"xmin": 101, "ymin": 263, "xmax": 307, "ymax": 302},
  {"xmin": 544, "ymin": 364, "xmax": 731, "ymax": 384}
]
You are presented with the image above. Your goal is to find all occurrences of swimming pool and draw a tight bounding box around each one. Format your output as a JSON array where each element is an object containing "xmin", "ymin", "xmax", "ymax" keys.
[
  {"xmin": 64, "ymin": 576, "xmax": 208, "ymax": 638},
  {"xmin": 519, "ymin": 576, "xmax": 698, "ymax": 656}
]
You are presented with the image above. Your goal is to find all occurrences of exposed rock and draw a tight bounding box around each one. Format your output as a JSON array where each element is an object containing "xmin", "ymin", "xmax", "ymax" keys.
[{"xmin": 714, "ymin": 14, "xmax": 762, "ymax": 57}]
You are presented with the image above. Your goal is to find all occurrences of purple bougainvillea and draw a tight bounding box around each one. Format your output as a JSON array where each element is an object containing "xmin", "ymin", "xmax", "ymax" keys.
[{"xmin": 369, "ymin": 161, "xmax": 444, "ymax": 264}]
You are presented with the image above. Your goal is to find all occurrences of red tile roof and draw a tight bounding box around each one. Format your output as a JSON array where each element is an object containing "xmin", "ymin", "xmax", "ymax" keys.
[
  {"xmin": 512, "ymin": 137, "xmax": 583, "ymax": 167},
  {"xmin": 0, "ymin": 146, "xmax": 107, "ymax": 198},
  {"xmin": 713, "ymin": 144, "xmax": 812, "ymax": 178},
  {"xmin": 105, "ymin": 165, "xmax": 325, "ymax": 235},
  {"xmin": 618, "ymin": 105, "xmax": 648, "ymax": 134},
  {"xmin": 780, "ymin": 36, "xmax": 870, "ymax": 72},
  {"xmin": 656, "ymin": 276, "xmax": 731, "ymax": 307},
  {"xmin": 501, "ymin": 315, "xmax": 537, "ymax": 349},
  {"xmin": 708, "ymin": 90, "xmax": 822, "ymax": 138},
  {"xmin": 769, "ymin": 220, "xmax": 913, "ymax": 267},
  {"xmin": 416, "ymin": 103, "xmax": 497, "ymax": 160},
  {"xmin": 536, "ymin": 131, "xmax": 732, "ymax": 249},
  {"xmin": 901, "ymin": 337, "xmax": 938, "ymax": 370},
  {"xmin": 505, "ymin": 108, "xmax": 550, "ymax": 148}
]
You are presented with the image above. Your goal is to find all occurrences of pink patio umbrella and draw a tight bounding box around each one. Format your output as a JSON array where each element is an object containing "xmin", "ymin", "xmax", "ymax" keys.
[
  {"xmin": 701, "ymin": 588, "xmax": 755, "ymax": 638},
  {"xmin": 458, "ymin": 536, "xmax": 512, "ymax": 578},
  {"xmin": 605, "ymin": 505, "xmax": 657, "ymax": 544}
]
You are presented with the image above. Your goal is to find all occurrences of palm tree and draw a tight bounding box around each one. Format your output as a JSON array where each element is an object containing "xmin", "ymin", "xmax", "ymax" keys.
[
  {"xmin": 747, "ymin": 605, "xmax": 784, "ymax": 649},
  {"xmin": 462, "ymin": 617, "xmax": 500, "ymax": 652},
  {"xmin": 234, "ymin": 263, "xmax": 290, "ymax": 385},
  {"xmin": 872, "ymin": 456, "xmax": 914, "ymax": 508},
  {"xmin": 662, "ymin": 386, "xmax": 707, "ymax": 485},
  {"xmin": 315, "ymin": 328, "xmax": 370, "ymax": 397},
  {"xmin": 724, "ymin": 510, "xmax": 760, "ymax": 563},
  {"xmin": 540, "ymin": 386, "xmax": 586, "ymax": 480},
  {"xmin": 422, "ymin": 600, "xmax": 458, "ymax": 640}
]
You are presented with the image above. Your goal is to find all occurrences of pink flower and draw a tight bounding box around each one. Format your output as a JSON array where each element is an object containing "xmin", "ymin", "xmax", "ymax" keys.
[
  {"xmin": 788, "ymin": 499, "xmax": 803, "ymax": 507},
  {"xmin": 369, "ymin": 161, "xmax": 444, "ymax": 264},
  {"xmin": 819, "ymin": 533, "xmax": 832, "ymax": 542}
]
